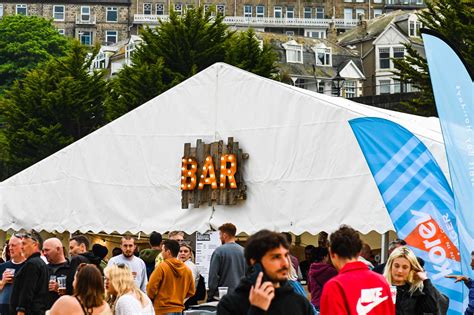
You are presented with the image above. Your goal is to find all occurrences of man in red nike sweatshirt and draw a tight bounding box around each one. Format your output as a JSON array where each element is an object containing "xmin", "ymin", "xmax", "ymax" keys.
[{"xmin": 320, "ymin": 225, "xmax": 395, "ymax": 315}]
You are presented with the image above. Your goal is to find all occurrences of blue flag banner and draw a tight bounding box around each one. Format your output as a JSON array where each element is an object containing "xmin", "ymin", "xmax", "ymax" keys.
[
  {"xmin": 350, "ymin": 117, "xmax": 463, "ymax": 315},
  {"xmin": 422, "ymin": 29, "xmax": 474, "ymax": 312}
]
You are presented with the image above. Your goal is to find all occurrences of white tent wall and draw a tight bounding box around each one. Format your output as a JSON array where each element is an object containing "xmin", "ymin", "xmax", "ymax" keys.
[{"xmin": 0, "ymin": 63, "xmax": 448, "ymax": 235}]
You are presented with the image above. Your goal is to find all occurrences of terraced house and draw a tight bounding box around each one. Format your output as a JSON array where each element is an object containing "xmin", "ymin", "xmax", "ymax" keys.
[
  {"xmin": 0, "ymin": 0, "xmax": 131, "ymax": 45},
  {"xmin": 0, "ymin": 0, "xmax": 425, "ymax": 45}
]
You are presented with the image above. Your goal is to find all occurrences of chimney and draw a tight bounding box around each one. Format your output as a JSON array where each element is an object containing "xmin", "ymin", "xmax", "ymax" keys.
[
  {"xmin": 358, "ymin": 13, "xmax": 367, "ymax": 32},
  {"xmin": 328, "ymin": 22, "xmax": 337, "ymax": 42}
]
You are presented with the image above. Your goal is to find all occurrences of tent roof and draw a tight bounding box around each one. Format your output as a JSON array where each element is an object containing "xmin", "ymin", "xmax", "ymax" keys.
[{"xmin": 0, "ymin": 63, "xmax": 447, "ymax": 235}]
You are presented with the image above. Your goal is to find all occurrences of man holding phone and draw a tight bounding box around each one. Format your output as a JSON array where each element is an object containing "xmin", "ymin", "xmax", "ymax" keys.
[{"xmin": 217, "ymin": 230, "xmax": 314, "ymax": 314}]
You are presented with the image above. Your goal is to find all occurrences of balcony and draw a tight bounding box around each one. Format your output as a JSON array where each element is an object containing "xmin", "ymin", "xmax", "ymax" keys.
[
  {"xmin": 133, "ymin": 14, "xmax": 358, "ymax": 29},
  {"xmin": 385, "ymin": 0, "xmax": 426, "ymax": 9},
  {"xmin": 76, "ymin": 14, "xmax": 97, "ymax": 25}
]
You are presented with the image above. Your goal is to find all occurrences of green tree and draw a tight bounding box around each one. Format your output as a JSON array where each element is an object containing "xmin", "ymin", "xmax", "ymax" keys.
[
  {"xmin": 0, "ymin": 42, "xmax": 107, "ymax": 179},
  {"xmin": 0, "ymin": 15, "xmax": 70, "ymax": 93},
  {"xmin": 225, "ymin": 29, "xmax": 278, "ymax": 78},
  {"xmin": 393, "ymin": 0, "xmax": 473, "ymax": 116},
  {"xmin": 136, "ymin": 6, "xmax": 232, "ymax": 78},
  {"xmin": 106, "ymin": 6, "xmax": 277, "ymax": 119},
  {"xmin": 106, "ymin": 59, "xmax": 181, "ymax": 121}
]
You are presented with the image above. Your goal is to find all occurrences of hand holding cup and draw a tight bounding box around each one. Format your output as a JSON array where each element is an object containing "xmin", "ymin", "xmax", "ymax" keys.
[
  {"xmin": 3, "ymin": 268, "xmax": 15, "ymax": 284},
  {"xmin": 49, "ymin": 275, "xmax": 58, "ymax": 292}
]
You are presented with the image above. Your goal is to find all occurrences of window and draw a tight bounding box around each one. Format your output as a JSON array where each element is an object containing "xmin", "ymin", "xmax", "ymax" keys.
[
  {"xmin": 304, "ymin": 7, "xmax": 311, "ymax": 19},
  {"xmin": 256, "ymin": 5, "xmax": 264, "ymax": 18},
  {"xmin": 393, "ymin": 47, "xmax": 404, "ymax": 60},
  {"xmin": 106, "ymin": 30, "xmax": 118, "ymax": 44},
  {"xmin": 204, "ymin": 5, "xmax": 211, "ymax": 13},
  {"xmin": 125, "ymin": 40, "xmax": 141, "ymax": 65},
  {"xmin": 16, "ymin": 4, "xmax": 27, "ymax": 15},
  {"xmin": 373, "ymin": 9, "xmax": 383, "ymax": 17},
  {"xmin": 81, "ymin": 6, "xmax": 90, "ymax": 22},
  {"xmin": 316, "ymin": 7, "xmax": 324, "ymax": 19},
  {"xmin": 316, "ymin": 47, "xmax": 331, "ymax": 66},
  {"xmin": 156, "ymin": 3, "xmax": 164, "ymax": 15},
  {"xmin": 174, "ymin": 4, "xmax": 183, "ymax": 15},
  {"xmin": 409, "ymin": 20, "xmax": 421, "ymax": 37},
  {"xmin": 274, "ymin": 6, "xmax": 282, "ymax": 18},
  {"xmin": 58, "ymin": 29, "xmax": 65, "ymax": 35},
  {"xmin": 379, "ymin": 48, "xmax": 390, "ymax": 69},
  {"xmin": 216, "ymin": 5, "xmax": 225, "ymax": 15},
  {"xmin": 356, "ymin": 9, "xmax": 365, "ymax": 19},
  {"xmin": 344, "ymin": 81, "xmax": 356, "ymax": 98},
  {"xmin": 373, "ymin": 0, "xmax": 382, "ymax": 3},
  {"xmin": 143, "ymin": 3, "xmax": 152, "ymax": 15},
  {"xmin": 393, "ymin": 79, "xmax": 401, "ymax": 93},
  {"xmin": 344, "ymin": 0, "xmax": 352, "ymax": 2},
  {"xmin": 344, "ymin": 8, "xmax": 352, "ymax": 20},
  {"xmin": 416, "ymin": 0, "xmax": 423, "ymax": 4},
  {"xmin": 93, "ymin": 51, "xmax": 107, "ymax": 69},
  {"xmin": 286, "ymin": 7, "xmax": 294, "ymax": 18},
  {"xmin": 53, "ymin": 5, "xmax": 65, "ymax": 21},
  {"xmin": 0, "ymin": 5, "xmax": 3, "ymax": 18},
  {"xmin": 379, "ymin": 80, "xmax": 391, "ymax": 94},
  {"xmin": 318, "ymin": 84, "xmax": 325, "ymax": 94},
  {"xmin": 106, "ymin": 7, "xmax": 118, "ymax": 22},
  {"xmin": 79, "ymin": 31, "xmax": 93, "ymax": 46},
  {"xmin": 306, "ymin": 30, "xmax": 326, "ymax": 38},
  {"xmin": 283, "ymin": 42, "xmax": 303, "ymax": 63},
  {"xmin": 356, "ymin": 0, "xmax": 364, "ymax": 3},
  {"xmin": 244, "ymin": 5, "xmax": 252, "ymax": 17}
]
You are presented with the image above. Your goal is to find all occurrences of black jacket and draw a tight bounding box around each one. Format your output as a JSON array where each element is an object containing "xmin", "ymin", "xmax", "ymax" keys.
[
  {"xmin": 45, "ymin": 259, "xmax": 74, "ymax": 310},
  {"xmin": 70, "ymin": 252, "xmax": 102, "ymax": 273},
  {"xmin": 395, "ymin": 279, "xmax": 438, "ymax": 315},
  {"xmin": 10, "ymin": 252, "xmax": 48, "ymax": 315},
  {"xmin": 217, "ymin": 276, "xmax": 314, "ymax": 315}
]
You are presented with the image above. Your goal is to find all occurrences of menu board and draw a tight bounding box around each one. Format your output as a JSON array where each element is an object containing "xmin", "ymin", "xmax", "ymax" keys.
[{"xmin": 195, "ymin": 231, "xmax": 221, "ymax": 289}]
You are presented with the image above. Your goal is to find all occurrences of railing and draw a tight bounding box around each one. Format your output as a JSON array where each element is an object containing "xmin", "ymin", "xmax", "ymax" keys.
[
  {"xmin": 133, "ymin": 14, "xmax": 359, "ymax": 28},
  {"xmin": 385, "ymin": 0, "xmax": 425, "ymax": 5},
  {"xmin": 76, "ymin": 14, "xmax": 97, "ymax": 25}
]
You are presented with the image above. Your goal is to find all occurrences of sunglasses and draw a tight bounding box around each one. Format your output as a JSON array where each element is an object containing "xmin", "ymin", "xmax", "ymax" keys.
[
  {"xmin": 390, "ymin": 239, "xmax": 407, "ymax": 246},
  {"xmin": 15, "ymin": 232, "xmax": 40, "ymax": 243}
]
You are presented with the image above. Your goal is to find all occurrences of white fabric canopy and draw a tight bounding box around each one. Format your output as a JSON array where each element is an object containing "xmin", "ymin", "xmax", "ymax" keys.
[{"xmin": 0, "ymin": 63, "xmax": 448, "ymax": 235}]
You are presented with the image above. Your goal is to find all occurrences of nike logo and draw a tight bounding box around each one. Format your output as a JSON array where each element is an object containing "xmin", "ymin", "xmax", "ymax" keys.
[{"xmin": 356, "ymin": 295, "xmax": 388, "ymax": 315}]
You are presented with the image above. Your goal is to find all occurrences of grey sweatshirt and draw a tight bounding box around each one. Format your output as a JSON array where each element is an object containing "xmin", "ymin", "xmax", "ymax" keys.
[{"xmin": 208, "ymin": 242, "xmax": 246, "ymax": 299}]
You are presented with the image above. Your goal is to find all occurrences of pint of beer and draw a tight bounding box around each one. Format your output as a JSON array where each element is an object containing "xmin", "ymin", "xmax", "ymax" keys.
[{"xmin": 57, "ymin": 276, "xmax": 67, "ymax": 295}]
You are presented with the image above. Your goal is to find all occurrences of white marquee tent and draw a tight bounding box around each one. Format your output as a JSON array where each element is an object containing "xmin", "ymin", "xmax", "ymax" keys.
[{"xmin": 0, "ymin": 63, "xmax": 448, "ymax": 235}]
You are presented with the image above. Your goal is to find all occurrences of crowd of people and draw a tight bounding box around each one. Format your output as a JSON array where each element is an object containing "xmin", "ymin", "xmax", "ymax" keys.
[{"xmin": 0, "ymin": 223, "xmax": 472, "ymax": 315}]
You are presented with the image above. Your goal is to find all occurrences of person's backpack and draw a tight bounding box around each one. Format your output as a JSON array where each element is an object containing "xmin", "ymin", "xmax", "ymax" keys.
[{"xmin": 195, "ymin": 274, "xmax": 206, "ymax": 301}]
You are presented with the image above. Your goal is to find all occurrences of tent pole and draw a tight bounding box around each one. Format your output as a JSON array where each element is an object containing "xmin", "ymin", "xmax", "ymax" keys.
[{"xmin": 380, "ymin": 231, "xmax": 389, "ymax": 263}]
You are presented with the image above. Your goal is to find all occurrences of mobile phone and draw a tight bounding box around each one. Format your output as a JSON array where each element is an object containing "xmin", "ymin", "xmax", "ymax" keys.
[{"xmin": 249, "ymin": 263, "xmax": 269, "ymax": 284}]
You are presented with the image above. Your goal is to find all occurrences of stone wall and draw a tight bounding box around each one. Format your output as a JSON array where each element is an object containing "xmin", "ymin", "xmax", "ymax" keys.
[
  {"xmin": 0, "ymin": 2, "xmax": 130, "ymax": 44},
  {"xmin": 131, "ymin": 0, "xmax": 384, "ymax": 18}
]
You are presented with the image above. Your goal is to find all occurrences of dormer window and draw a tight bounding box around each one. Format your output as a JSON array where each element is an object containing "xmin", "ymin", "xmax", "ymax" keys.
[
  {"xmin": 313, "ymin": 44, "xmax": 332, "ymax": 66},
  {"xmin": 283, "ymin": 40, "xmax": 303, "ymax": 64},
  {"xmin": 408, "ymin": 15, "xmax": 421, "ymax": 37}
]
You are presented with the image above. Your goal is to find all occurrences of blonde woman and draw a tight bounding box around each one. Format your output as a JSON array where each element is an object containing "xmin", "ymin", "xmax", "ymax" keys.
[
  {"xmin": 384, "ymin": 246, "xmax": 439, "ymax": 315},
  {"xmin": 104, "ymin": 264, "xmax": 154, "ymax": 315}
]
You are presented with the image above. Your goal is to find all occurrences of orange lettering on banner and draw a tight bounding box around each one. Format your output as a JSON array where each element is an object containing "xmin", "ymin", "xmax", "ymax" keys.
[
  {"xmin": 405, "ymin": 217, "xmax": 461, "ymax": 262},
  {"xmin": 219, "ymin": 154, "xmax": 237, "ymax": 189},
  {"xmin": 198, "ymin": 156, "xmax": 218, "ymax": 190},
  {"xmin": 181, "ymin": 158, "xmax": 197, "ymax": 190}
]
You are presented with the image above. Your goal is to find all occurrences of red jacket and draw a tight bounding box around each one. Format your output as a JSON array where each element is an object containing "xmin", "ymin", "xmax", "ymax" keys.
[{"xmin": 320, "ymin": 261, "xmax": 395, "ymax": 315}]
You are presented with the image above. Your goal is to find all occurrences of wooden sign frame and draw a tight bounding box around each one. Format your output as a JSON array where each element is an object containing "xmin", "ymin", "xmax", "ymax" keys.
[{"xmin": 181, "ymin": 137, "xmax": 248, "ymax": 209}]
